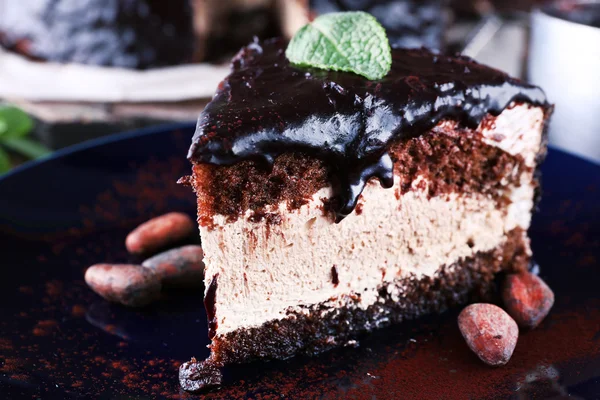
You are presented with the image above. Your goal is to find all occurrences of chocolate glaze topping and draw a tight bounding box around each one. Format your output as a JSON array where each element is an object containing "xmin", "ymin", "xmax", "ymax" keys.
[
  {"xmin": 188, "ymin": 38, "xmax": 549, "ymax": 220},
  {"xmin": 331, "ymin": 266, "xmax": 340, "ymax": 287},
  {"xmin": 204, "ymin": 274, "xmax": 219, "ymax": 340}
]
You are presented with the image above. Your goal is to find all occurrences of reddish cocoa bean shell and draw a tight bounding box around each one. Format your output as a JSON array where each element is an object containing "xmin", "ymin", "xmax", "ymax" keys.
[
  {"xmin": 458, "ymin": 303, "xmax": 519, "ymax": 367},
  {"xmin": 125, "ymin": 212, "xmax": 195, "ymax": 254},
  {"xmin": 84, "ymin": 264, "xmax": 161, "ymax": 307},
  {"xmin": 502, "ymin": 272, "xmax": 554, "ymax": 329},
  {"xmin": 142, "ymin": 245, "xmax": 205, "ymax": 287}
]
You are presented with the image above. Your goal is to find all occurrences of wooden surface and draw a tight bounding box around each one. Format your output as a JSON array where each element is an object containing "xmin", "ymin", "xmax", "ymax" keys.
[{"xmin": 7, "ymin": 99, "xmax": 208, "ymax": 150}]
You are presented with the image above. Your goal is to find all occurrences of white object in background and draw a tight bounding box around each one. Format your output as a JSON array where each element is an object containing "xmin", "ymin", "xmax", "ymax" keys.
[
  {"xmin": 461, "ymin": 15, "xmax": 528, "ymax": 80},
  {"xmin": 529, "ymin": 4, "xmax": 600, "ymax": 164},
  {"xmin": 474, "ymin": 21, "xmax": 527, "ymax": 79},
  {"xmin": 0, "ymin": 47, "xmax": 230, "ymax": 103}
]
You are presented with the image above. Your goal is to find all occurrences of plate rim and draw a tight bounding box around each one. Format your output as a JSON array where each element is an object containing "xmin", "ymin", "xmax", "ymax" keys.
[{"xmin": 0, "ymin": 121, "xmax": 196, "ymax": 183}]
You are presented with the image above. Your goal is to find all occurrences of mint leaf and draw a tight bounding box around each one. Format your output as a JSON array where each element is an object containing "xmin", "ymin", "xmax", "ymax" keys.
[
  {"xmin": 0, "ymin": 106, "xmax": 34, "ymax": 140},
  {"xmin": 3, "ymin": 137, "xmax": 51, "ymax": 159},
  {"xmin": 0, "ymin": 147, "xmax": 11, "ymax": 174},
  {"xmin": 286, "ymin": 11, "xmax": 392, "ymax": 80}
]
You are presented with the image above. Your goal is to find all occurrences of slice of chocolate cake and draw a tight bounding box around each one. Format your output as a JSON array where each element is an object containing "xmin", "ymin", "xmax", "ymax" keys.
[{"xmin": 182, "ymin": 37, "xmax": 551, "ymax": 390}]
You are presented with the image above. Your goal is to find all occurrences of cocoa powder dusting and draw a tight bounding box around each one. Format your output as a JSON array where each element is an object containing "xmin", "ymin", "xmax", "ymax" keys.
[
  {"xmin": 32, "ymin": 319, "xmax": 58, "ymax": 336},
  {"xmin": 340, "ymin": 305, "xmax": 600, "ymax": 400},
  {"xmin": 71, "ymin": 304, "xmax": 87, "ymax": 317}
]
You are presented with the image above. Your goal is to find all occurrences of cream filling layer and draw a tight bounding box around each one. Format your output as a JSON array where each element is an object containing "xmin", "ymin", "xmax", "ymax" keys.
[
  {"xmin": 480, "ymin": 104, "xmax": 545, "ymax": 168},
  {"xmin": 202, "ymin": 176, "xmax": 533, "ymax": 335}
]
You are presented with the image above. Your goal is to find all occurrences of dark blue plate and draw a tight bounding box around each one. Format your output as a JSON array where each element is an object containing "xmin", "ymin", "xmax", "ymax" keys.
[{"xmin": 0, "ymin": 124, "xmax": 599, "ymax": 399}]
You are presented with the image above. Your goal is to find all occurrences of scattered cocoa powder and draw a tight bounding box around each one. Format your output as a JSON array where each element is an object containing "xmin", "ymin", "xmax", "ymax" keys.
[
  {"xmin": 71, "ymin": 304, "xmax": 87, "ymax": 317},
  {"xmin": 45, "ymin": 280, "xmax": 63, "ymax": 297},
  {"xmin": 32, "ymin": 319, "xmax": 58, "ymax": 336},
  {"xmin": 18, "ymin": 286, "xmax": 33, "ymax": 295}
]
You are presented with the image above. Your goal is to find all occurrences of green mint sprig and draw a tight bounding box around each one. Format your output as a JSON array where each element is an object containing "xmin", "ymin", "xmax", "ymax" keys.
[
  {"xmin": 0, "ymin": 106, "xmax": 51, "ymax": 174},
  {"xmin": 285, "ymin": 11, "xmax": 392, "ymax": 81}
]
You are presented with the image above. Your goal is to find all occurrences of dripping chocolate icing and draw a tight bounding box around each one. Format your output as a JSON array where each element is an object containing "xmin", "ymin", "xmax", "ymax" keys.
[{"xmin": 188, "ymin": 38, "xmax": 549, "ymax": 221}]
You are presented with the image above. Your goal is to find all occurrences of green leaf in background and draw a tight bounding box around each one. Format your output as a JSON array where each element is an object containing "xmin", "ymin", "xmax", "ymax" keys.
[
  {"xmin": 2, "ymin": 137, "xmax": 51, "ymax": 160},
  {"xmin": 285, "ymin": 11, "xmax": 392, "ymax": 80},
  {"xmin": 0, "ymin": 147, "xmax": 11, "ymax": 174},
  {"xmin": 0, "ymin": 106, "xmax": 34, "ymax": 139}
]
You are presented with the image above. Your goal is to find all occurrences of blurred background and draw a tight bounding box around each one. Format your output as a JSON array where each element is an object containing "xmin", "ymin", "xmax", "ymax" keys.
[{"xmin": 0, "ymin": 0, "xmax": 598, "ymax": 174}]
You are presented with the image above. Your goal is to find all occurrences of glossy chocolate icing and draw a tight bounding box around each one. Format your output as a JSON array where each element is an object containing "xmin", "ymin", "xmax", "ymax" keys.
[
  {"xmin": 204, "ymin": 274, "xmax": 218, "ymax": 340},
  {"xmin": 188, "ymin": 38, "xmax": 549, "ymax": 220}
]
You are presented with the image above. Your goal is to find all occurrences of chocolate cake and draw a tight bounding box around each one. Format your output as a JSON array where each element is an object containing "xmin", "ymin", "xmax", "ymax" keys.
[
  {"xmin": 278, "ymin": 0, "xmax": 447, "ymax": 50},
  {"xmin": 181, "ymin": 38, "xmax": 551, "ymax": 391}
]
